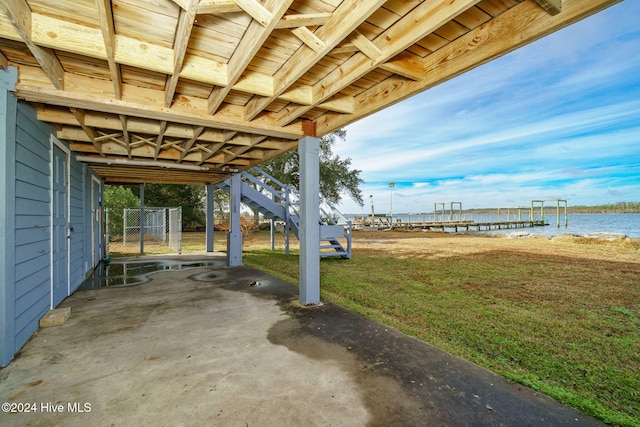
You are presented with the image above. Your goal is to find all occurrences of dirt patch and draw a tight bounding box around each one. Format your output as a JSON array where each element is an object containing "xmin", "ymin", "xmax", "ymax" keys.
[{"xmin": 350, "ymin": 230, "xmax": 640, "ymax": 264}]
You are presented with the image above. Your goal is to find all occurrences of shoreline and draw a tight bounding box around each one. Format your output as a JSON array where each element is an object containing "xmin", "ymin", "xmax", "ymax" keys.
[{"xmin": 474, "ymin": 230, "xmax": 640, "ymax": 241}]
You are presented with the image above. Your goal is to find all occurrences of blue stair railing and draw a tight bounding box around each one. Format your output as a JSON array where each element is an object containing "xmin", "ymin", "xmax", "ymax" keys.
[{"xmin": 216, "ymin": 167, "xmax": 352, "ymax": 259}]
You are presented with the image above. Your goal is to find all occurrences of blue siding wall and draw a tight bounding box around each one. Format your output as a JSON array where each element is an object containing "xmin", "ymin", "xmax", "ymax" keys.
[
  {"xmin": 0, "ymin": 67, "xmax": 19, "ymax": 366},
  {"xmin": 13, "ymin": 103, "xmax": 54, "ymax": 354},
  {"xmin": 69, "ymin": 156, "xmax": 86, "ymax": 291},
  {"xmin": 1, "ymin": 68, "xmax": 102, "ymax": 365}
]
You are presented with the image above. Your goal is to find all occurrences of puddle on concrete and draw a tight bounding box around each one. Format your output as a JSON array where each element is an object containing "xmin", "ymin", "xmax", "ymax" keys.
[{"xmin": 78, "ymin": 259, "xmax": 226, "ymax": 290}]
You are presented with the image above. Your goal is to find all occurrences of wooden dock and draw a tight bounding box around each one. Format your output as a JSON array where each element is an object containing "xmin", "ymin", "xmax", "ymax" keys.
[
  {"xmin": 404, "ymin": 220, "xmax": 548, "ymax": 232},
  {"xmin": 356, "ymin": 219, "xmax": 549, "ymax": 232}
]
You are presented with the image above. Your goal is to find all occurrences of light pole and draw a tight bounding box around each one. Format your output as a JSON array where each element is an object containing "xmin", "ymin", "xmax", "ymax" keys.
[
  {"xmin": 388, "ymin": 181, "xmax": 395, "ymax": 225},
  {"xmin": 369, "ymin": 194, "xmax": 374, "ymax": 225}
]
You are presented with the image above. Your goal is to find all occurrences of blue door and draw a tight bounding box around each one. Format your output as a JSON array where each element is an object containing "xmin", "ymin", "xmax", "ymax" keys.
[{"xmin": 52, "ymin": 145, "xmax": 68, "ymax": 306}]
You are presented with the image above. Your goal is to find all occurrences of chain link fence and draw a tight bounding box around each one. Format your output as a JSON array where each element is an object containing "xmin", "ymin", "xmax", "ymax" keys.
[{"xmin": 105, "ymin": 207, "xmax": 182, "ymax": 255}]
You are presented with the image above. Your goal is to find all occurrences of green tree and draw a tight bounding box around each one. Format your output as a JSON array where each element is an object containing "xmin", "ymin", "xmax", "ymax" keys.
[
  {"xmin": 141, "ymin": 184, "xmax": 206, "ymax": 231},
  {"xmin": 104, "ymin": 185, "xmax": 139, "ymax": 208},
  {"xmin": 103, "ymin": 185, "xmax": 140, "ymax": 239},
  {"xmin": 260, "ymin": 129, "xmax": 364, "ymax": 207}
]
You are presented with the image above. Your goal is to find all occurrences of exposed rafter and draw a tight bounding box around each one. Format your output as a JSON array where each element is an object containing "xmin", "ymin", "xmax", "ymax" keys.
[
  {"xmin": 206, "ymin": 0, "xmax": 293, "ymax": 115},
  {"xmin": 0, "ymin": 0, "xmax": 64, "ymax": 89},
  {"xmin": 96, "ymin": 0, "xmax": 121, "ymax": 99},
  {"xmin": 277, "ymin": 0, "xmax": 481, "ymax": 126},
  {"xmin": 244, "ymin": 0, "xmax": 387, "ymax": 121},
  {"xmin": 165, "ymin": 0, "xmax": 199, "ymax": 107},
  {"xmin": 535, "ymin": 0, "xmax": 563, "ymax": 15}
]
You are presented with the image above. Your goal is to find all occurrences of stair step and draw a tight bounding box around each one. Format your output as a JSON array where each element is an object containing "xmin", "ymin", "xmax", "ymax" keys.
[
  {"xmin": 320, "ymin": 244, "xmax": 343, "ymax": 250},
  {"xmin": 320, "ymin": 251, "xmax": 349, "ymax": 258}
]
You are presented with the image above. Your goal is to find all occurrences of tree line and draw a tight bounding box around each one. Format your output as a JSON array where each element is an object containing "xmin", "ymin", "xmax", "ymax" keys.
[{"xmin": 567, "ymin": 202, "xmax": 640, "ymax": 214}]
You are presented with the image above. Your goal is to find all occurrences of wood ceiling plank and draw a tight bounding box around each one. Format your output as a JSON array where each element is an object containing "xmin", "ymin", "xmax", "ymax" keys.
[
  {"xmin": 114, "ymin": 35, "xmax": 174, "ymax": 74},
  {"xmin": 113, "ymin": 0, "xmax": 178, "ymax": 48},
  {"xmin": 475, "ymin": 0, "xmax": 519, "ymax": 18},
  {"xmin": 32, "ymin": 14, "xmax": 106, "ymax": 59},
  {"xmin": 454, "ymin": 5, "xmax": 492, "ymax": 30},
  {"xmin": 197, "ymin": 0, "xmax": 242, "ymax": 14}
]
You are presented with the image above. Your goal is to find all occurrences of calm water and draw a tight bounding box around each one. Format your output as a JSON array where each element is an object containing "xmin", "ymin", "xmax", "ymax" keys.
[
  {"xmin": 479, "ymin": 213, "xmax": 640, "ymax": 237},
  {"xmin": 348, "ymin": 213, "xmax": 640, "ymax": 237}
]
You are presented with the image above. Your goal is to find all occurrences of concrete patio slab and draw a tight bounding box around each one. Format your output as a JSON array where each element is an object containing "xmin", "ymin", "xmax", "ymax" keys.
[{"xmin": 0, "ymin": 255, "xmax": 604, "ymax": 426}]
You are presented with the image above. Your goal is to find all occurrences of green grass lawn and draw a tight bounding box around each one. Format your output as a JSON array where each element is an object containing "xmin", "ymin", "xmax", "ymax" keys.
[{"xmin": 242, "ymin": 236, "xmax": 639, "ymax": 427}]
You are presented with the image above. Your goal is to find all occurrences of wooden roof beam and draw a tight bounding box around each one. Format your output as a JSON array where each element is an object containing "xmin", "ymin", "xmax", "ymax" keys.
[
  {"xmin": 119, "ymin": 115, "xmax": 131, "ymax": 158},
  {"xmin": 130, "ymin": 134, "xmax": 156, "ymax": 149},
  {"xmin": 276, "ymin": 13, "xmax": 332, "ymax": 29},
  {"xmin": 317, "ymin": 95, "xmax": 354, "ymax": 114},
  {"xmin": 0, "ymin": 0, "xmax": 64, "ymax": 90},
  {"xmin": 0, "ymin": 48, "xmax": 8, "ymax": 69},
  {"xmin": 69, "ymin": 107, "xmax": 103, "ymax": 155},
  {"xmin": 316, "ymin": 0, "xmax": 620, "ymax": 134},
  {"xmin": 244, "ymin": 140, "xmax": 298, "ymax": 169},
  {"xmin": 154, "ymin": 121, "xmax": 167, "ymax": 160},
  {"xmin": 207, "ymin": 0, "xmax": 293, "ymax": 115},
  {"xmin": 195, "ymin": 130, "xmax": 236, "ymax": 164},
  {"xmin": 535, "ymin": 0, "xmax": 563, "ymax": 15},
  {"xmin": 244, "ymin": 0, "xmax": 387, "ymax": 121},
  {"xmin": 220, "ymin": 134, "xmax": 266, "ymax": 163},
  {"xmin": 348, "ymin": 30, "xmax": 382, "ymax": 61},
  {"xmin": 233, "ymin": 0, "xmax": 272, "ymax": 27},
  {"xmin": 165, "ymin": 0, "xmax": 199, "ymax": 107},
  {"xmin": 96, "ymin": 0, "xmax": 122, "ymax": 99},
  {"xmin": 277, "ymin": 0, "xmax": 480, "ymax": 126},
  {"xmin": 179, "ymin": 126, "xmax": 204, "ymax": 161},
  {"xmin": 291, "ymin": 27, "xmax": 325, "ymax": 54},
  {"xmin": 197, "ymin": 142, "xmax": 225, "ymax": 165},
  {"xmin": 15, "ymin": 68, "xmax": 305, "ymax": 139},
  {"xmin": 379, "ymin": 51, "xmax": 424, "ymax": 81}
]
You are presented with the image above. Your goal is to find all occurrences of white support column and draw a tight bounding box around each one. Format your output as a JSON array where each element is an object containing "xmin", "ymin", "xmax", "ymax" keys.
[
  {"xmin": 206, "ymin": 184, "xmax": 215, "ymax": 252},
  {"xmin": 298, "ymin": 136, "xmax": 320, "ymax": 305},
  {"xmin": 227, "ymin": 174, "xmax": 242, "ymax": 266}
]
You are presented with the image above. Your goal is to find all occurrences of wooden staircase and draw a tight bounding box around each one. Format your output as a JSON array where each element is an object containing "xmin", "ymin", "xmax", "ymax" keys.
[{"xmin": 216, "ymin": 167, "xmax": 352, "ymax": 259}]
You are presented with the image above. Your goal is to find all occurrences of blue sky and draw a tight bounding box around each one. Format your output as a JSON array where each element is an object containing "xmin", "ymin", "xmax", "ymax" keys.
[{"xmin": 335, "ymin": 1, "xmax": 640, "ymax": 214}]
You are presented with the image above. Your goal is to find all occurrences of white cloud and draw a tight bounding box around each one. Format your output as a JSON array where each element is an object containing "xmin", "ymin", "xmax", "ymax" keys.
[{"xmin": 334, "ymin": 2, "xmax": 640, "ymax": 214}]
